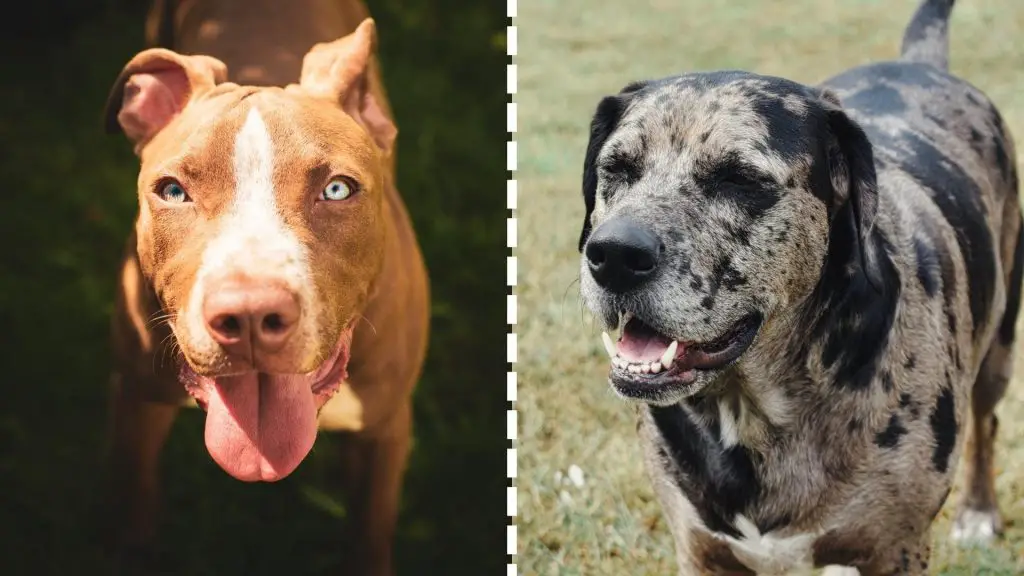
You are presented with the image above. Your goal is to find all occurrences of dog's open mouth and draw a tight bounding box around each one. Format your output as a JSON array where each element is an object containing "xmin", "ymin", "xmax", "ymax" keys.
[
  {"xmin": 179, "ymin": 322, "xmax": 356, "ymax": 483},
  {"xmin": 600, "ymin": 312, "xmax": 762, "ymax": 400}
]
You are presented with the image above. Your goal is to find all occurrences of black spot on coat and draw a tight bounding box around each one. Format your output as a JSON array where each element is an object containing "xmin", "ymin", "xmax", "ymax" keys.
[
  {"xmin": 913, "ymin": 235, "xmax": 940, "ymax": 297},
  {"xmin": 650, "ymin": 404, "xmax": 760, "ymax": 539},
  {"xmin": 890, "ymin": 131, "xmax": 997, "ymax": 340},
  {"xmin": 930, "ymin": 387, "xmax": 957, "ymax": 473},
  {"xmin": 844, "ymin": 84, "xmax": 907, "ymax": 117},
  {"xmin": 999, "ymin": 218, "xmax": 1024, "ymax": 345},
  {"xmin": 694, "ymin": 151, "xmax": 781, "ymax": 220},
  {"xmin": 875, "ymin": 413, "xmax": 908, "ymax": 448}
]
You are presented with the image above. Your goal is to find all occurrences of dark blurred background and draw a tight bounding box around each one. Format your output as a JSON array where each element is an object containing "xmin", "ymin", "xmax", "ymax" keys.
[{"xmin": 0, "ymin": 0, "xmax": 505, "ymax": 574}]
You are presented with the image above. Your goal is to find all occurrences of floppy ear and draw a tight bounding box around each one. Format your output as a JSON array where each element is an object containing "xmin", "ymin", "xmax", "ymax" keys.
[
  {"xmin": 818, "ymin": 88, "xmax": 886, "ymax": 291},
  {"xmin": 296, "ymin": 18, "xmax": 396, "ymax": 154},
  {"xmin": 104, "ymin": 48, "xmax": 227, "ymax": 155},
  {"xmin": 579, "ymin": 81, "xmax": 646, "ymax": 252}
]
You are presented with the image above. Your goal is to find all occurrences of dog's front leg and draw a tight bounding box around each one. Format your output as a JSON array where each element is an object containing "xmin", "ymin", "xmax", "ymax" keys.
[
  {"xmin": 102, "ymin": 376, "xmax": 180, "ymax": 569},
  {"xmin": 337, "ymin": 400, "xmax": 412, "ymax": 576}
]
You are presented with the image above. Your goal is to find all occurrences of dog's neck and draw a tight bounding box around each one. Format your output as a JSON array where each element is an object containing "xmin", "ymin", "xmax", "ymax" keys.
[
  {"xmin": 683, "ymin": 319, "xmax": 806, "ymax": 453},
  {"xmin": 683, "ymin": 232, "xmax": 901, "ymax": 455}
]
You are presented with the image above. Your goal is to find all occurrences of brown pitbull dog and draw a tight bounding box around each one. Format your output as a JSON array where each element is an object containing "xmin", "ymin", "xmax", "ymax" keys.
[{"xmin": 102, "ymin": 2, "xmax": 428, "ymax": 574}]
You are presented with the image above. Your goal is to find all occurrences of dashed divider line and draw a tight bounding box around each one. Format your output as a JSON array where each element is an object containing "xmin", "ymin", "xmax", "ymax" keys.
[{"xmin": 507, "ymin": 1, "xmax": 518, "ymax": 573}]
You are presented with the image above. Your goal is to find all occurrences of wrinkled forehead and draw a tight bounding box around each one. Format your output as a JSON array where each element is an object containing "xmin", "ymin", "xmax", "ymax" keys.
[
  {"xmin": 601, "ymin": 73, "xmax": 822, "ymax": 179},
  {"xmin": 144, "ymin": 87, "xmax": 377, "ymax": 187}
]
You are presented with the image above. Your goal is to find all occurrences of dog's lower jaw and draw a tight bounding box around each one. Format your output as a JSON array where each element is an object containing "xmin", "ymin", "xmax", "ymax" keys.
[
  {"xmin": 609, "ymin": 369, "xmax": 710, "ymax": 406},
  {"xmin": 605, "ymin": 312, "xmax": 764, "ymax": 406}
]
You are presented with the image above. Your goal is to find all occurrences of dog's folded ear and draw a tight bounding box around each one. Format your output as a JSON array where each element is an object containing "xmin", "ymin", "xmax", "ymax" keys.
[
  {"xmin": 104, "ymin": 49, "xmax": 228, "ymax": 155},
  {"xmin": 818, "ymin": 87, "xmax": 887, "ymax": 291},
  {"xmin": 296, "ymin": 18, "xmax": 396, "ymax": 154},
  {"xmin": 579, "ymin": 81, "xmax": 647, "ymax": 252}
]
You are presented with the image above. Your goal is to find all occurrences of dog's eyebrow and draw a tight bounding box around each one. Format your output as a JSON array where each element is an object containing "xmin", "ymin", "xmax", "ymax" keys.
[
  {"xmin": 598, "ymin": 140, "xmax": 646, "ymax": 187},
  {"xmin": 698, "ymin": 151, "xmax": 775, "ymax": 187},
  {"xmin": 305, "ymin": 163, "xmax": 333, "ymax": 188}
]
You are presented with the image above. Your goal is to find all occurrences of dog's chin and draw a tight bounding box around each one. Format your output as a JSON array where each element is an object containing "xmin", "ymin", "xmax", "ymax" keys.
[
  {"xmin": 599, "ymin": 311, "xmax": 763, "ymax": 405},
  {"xmin": 609, "ymin": 369, "xmax": 712, "ymax": 406}
]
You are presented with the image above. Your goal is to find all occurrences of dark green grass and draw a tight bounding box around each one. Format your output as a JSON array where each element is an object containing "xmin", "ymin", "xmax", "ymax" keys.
[{"xmin": 0, "ymin": 1, "xmax": 505, "ymax": 574}]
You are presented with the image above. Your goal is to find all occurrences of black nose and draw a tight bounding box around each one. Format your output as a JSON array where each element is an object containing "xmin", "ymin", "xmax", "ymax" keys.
[{"xmin": 585, "ymin": 217, "xmax": 662, "ymax": 293}]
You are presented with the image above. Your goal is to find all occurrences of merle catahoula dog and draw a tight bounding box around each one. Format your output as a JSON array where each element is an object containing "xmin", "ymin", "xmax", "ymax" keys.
[{"xmin": 577, "ymin": 0, "xmax": 1022, "ymax": 574}]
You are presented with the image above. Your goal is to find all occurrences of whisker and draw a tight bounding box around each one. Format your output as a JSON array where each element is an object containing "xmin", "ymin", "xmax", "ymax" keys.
[
  {"xmin": 356, "ymin": 313, "xmax": 378, "ymax": 336},
  {"xmin": 145, "ymin": 312, "xmax": 178, "ymax": 330},
  {"xmin": 157, "ymin": 327, "xmax": 183, "ymax": 370}
]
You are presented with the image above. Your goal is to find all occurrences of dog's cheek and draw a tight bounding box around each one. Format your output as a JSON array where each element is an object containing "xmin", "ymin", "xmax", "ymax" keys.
[
  {"xmin": 313, "ymin": 201, "xmax": 385, "ymax": 329},
  {"xmin": 775, "ymin": 199, "xmax": 830, "ymax": 305}
]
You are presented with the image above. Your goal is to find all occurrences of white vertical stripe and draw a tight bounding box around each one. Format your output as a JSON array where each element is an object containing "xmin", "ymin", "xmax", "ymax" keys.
[
  {"xmin": 507, "ymin": 217, "xmax": 518, "ymax": 248},
  {"xmin": 507, "ymin": 372, "xmax": 517, "ymax": 402},
  {"xmin": 507, "ymin": 525, "xmax": 517, "ymax": 555},
  {"xmin": 507, "ymin": 64, "xmax": 517, "ymax": 94},
  {"xmin": 507, "ymin": 448, "xmax": 517, "ymax": 478},
  {"xmin": 507, "ymin": 102, "xmax": 518, "ymax": 133},
  {"xmin": 507, "ymin": 294, "xmax": 517, "ymax": 324},
  {"xmin": 507, "ymin": 486, "xmax": 518, "ymax": 517},
  {"xmin": 507, "ymin": 256, "xmax": 517, "ymax": 286},
  {"xmin": 507, "ymin": 333, "xmax": 517, "ymax": 363},
  {"xmin": 507, "ymin": 26, "xmax": 518, "ymax": 56},
  {"xmin": 506, "ymin": 14, "xmax": 517, "ymax": 568}
]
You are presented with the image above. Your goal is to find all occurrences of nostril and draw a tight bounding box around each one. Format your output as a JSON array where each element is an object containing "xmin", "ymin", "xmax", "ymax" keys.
[
  {"xmin": 262, "ymin": 313, "xmax": 287, "ymax": 334},
  {"xmin": 625, "ymin": 248, "xmax": 657, "ymax": 274},
  {"xmin": 211, "ymin": 314, "xmax": 243, "ymax": 339},
  {"xmin": 585, "ymin": 243, "xmax": 607, "ymax": 266}
]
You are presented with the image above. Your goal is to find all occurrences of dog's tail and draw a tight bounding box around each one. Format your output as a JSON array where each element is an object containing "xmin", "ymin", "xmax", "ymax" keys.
[{"xmin": 900, "ymin": 0, "xmax": 956, "ymax": 71}]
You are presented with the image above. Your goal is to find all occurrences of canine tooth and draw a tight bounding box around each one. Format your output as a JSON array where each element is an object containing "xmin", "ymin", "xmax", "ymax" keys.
[
  {"xmin": 601, "ymin": 331, "xmax": 617, "ymax": 359},
  {"xmin": 651, "ymin": 362, "xmax": 662, "ymax": 374},
  {"xmin": 623, "ymin": 311, "xmax": 634, "ymax": 327},
  {"xmin": 661, "ymin": 340, "xmax": 678, "ymax": 368}
]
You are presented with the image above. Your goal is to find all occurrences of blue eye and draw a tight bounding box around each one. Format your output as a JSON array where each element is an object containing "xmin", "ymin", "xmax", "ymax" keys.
[
  {"xmin": 320, "ymin": 177, "xmax": 356, "ymax": 201},
  {"xmin": 158, "ymin": 181, "xmax": 191, "ymax": 203}
]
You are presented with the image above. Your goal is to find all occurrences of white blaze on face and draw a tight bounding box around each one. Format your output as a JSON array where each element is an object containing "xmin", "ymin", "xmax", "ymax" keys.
[{"xmin": 183, "ymin": 106, "xmax": 318, "ymax": 365}]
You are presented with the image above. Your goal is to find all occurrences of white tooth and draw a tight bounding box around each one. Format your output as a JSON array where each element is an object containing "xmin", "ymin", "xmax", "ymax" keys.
[
  {"xmin": 651, "ymin": 362, "xmax": 662, "ymax": 373},
  {"xmin": 641, "ymin": 363, "xmax": 651, "ymax": 374},
  {"xmin": 661, "ymin": 340, "xmax": 678, "ymax": 368},
  {"xmin": 623, "ymin": 311, "xmax": 634, "ymax": 326},
  {"xmin": 601, "ymin": 331, "xmax": 617, "ymax": 359},
  {"xmin": 628, "ymin": 364, "xmax": 640, "ymax": 374}
]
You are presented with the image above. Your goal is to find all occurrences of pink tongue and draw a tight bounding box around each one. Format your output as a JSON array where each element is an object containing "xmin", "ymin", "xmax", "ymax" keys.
[
  {"xmin": 204, "ymin": 373, "xmax": 318, "ymax": 482},
  {"xmin": 618, "ymin": 322, "xmax": 676, "ymax": 362}
]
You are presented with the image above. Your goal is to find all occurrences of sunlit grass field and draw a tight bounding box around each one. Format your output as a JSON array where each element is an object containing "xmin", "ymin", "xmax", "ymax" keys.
[{"xmin": 516, "ymin": 1, "xmax": 1024, "ymax": 574}]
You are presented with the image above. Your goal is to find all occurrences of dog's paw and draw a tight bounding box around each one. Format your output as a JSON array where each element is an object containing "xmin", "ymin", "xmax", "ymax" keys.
[
  {"xmin": 950, "ymin": 508, "xmax": 1003, "ymax": 544},
  {"xmin": 821, "ymin": 566, "xmax": 859, "ymax": 576}
]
